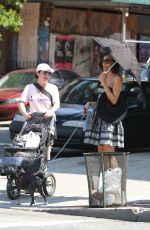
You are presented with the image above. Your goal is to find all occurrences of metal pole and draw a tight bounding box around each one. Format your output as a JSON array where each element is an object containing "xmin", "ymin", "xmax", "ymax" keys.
[
  {"xmin": 122, "ymin": 8, "xmax": 126, "ymax": 44},
  {"xmin": 124, "ymin": 39, "xmax": 150, "ymax": 44}
]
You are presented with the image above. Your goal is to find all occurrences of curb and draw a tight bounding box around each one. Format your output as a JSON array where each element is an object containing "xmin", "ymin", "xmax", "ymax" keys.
[
  {"xmin": 0, "ymin": 121, "xmax": 11, "ymax": 127},
  {"xmin": 38, "ymin": 206, "xmax": 150, "ymax": 222}
]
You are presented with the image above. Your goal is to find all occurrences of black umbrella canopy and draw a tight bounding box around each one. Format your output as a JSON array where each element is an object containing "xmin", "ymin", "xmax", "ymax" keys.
[{"xmin": 93, "ymin": 37, "xmax": 140, "ymax": 85}]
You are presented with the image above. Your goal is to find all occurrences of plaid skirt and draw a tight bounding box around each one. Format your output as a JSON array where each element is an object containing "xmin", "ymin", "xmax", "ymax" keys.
[{"xmin": 84, "ymin": 109, "xmax": 124, "ymax": 148}]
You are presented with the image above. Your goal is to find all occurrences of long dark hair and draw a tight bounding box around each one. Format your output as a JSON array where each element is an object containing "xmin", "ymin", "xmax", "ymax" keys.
[{"xmin": 99, "ymin": 49, "xmax": 120, "ymax": 74}]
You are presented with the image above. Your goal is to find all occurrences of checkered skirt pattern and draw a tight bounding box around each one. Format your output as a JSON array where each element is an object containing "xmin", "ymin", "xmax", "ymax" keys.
[{"xmin": 84, "ymin": 91, "xmax": 124, "ymax": 148}]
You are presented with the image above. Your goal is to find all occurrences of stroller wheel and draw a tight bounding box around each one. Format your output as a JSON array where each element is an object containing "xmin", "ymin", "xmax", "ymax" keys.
[
  {"xmin": 7, "ymin": 178, "xmax": 18, "ymax": 200},
  {"xmin": 43, "ymin": 173, "xmax": 56, "ymax": 196}
]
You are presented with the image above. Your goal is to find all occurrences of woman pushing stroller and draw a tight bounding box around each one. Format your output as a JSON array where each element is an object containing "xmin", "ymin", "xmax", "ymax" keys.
[{"xmin": 18, "ymin": 63, "xmax": 60, "ymax": 160}]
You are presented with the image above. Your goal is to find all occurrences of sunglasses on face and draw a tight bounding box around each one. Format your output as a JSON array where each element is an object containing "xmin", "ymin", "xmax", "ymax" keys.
[
  {"xmin": 102, "ymin": 58, "xmax": 112, "ymax": 64},
  {"xmin": 42, "ymin": 71, "xmax": 52, "ymax": 76}
]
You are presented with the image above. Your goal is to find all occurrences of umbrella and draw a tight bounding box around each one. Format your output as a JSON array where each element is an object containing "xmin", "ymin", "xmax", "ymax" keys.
[{"xmin": 93, "ymin": 37, "xmax": 140, "ymax": 85}]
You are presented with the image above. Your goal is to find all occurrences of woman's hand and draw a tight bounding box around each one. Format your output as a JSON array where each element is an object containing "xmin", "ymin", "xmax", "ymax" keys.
[
  {"xmin": 83, "ymin": 102, "xmax": 90, "ymax": 114},
  {"xmin": 24, "ymin": 112, "xmax": 32, "ymax": 120},
  {"xmin": 18, "ymin": 102, "xmax": 32, "ymax": 120},
  {"xmin": 44, "ymin": 109, "xmax": 54, "ymax": 119},
  {"xmin": 99, "ymin": 72, "xmax": 107, "ymax": 87}
]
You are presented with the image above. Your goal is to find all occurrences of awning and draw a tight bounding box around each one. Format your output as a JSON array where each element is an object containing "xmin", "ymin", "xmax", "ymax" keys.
[{"xmin": 111, "ymin": 0, "xmax": 150, "ymax": 6}]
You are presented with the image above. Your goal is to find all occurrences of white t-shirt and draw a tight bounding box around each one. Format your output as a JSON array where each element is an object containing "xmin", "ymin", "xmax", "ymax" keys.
[{"xmin": 19, "ymin": 83, "xmax": 60, "ymax": 114}]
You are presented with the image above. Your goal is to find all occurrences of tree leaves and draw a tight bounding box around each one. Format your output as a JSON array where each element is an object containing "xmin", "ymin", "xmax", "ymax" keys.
[{"xmin": 0, "ymin": 0, "xmax": 26, "ymax": 40}]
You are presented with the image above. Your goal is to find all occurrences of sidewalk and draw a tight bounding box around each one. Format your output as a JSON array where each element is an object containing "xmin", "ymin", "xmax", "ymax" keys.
[
  {"xmin": 1, "ymin": 146, "xmax": 150, "ymax": 222},
  {"xmin": 45, "ymin": 153, "xmax": 150, "ymax": 222}
]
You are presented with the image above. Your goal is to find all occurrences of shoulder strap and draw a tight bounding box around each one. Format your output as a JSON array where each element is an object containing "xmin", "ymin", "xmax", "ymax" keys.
[{"xmin": 33, "ymin": 83, "xmax": 53, "ymax": 106}]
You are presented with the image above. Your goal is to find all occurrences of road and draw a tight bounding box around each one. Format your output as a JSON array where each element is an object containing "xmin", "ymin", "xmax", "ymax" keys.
[
  {"xmin": 0, "ymin": 126, "xmax": 12, "ymax": 157},
  {"xmin": 0, "ymin": 126, "xmax": 12, "ymax": 144}
]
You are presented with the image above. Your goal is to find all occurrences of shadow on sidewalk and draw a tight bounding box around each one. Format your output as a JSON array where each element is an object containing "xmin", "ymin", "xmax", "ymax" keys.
[
  {"xmin": 128, "ymin": 200, "xmax": 150, "ymax": 208},
  {"xmin": 48, "ymin": 157, "xmax": 87, "ymax": 175}
]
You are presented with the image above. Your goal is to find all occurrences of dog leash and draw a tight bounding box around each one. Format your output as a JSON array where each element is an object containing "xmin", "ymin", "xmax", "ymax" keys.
[{"xmin": 49, "ymin": 114, "xmax": 85, "ymax": 162}]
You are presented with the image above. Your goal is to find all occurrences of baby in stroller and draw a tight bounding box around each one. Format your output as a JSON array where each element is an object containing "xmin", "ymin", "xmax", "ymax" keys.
[
  {"xmin": 13, "ymin": 112, "xmax": 52, "ymax": 170},
  {"xmin": 0, "ymin": 113, "xmax": 56, "ymax": 206}
]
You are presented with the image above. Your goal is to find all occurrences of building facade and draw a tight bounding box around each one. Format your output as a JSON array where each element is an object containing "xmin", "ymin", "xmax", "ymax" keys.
[{"xmin": 0, "ymin": 1, "xmax": 150, "ymax": 75}]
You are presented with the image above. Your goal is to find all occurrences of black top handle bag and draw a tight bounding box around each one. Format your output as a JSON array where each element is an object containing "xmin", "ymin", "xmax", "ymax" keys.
[{"xmin": 97, "ymin": 91, "xmax": 127, "ymax": 123}]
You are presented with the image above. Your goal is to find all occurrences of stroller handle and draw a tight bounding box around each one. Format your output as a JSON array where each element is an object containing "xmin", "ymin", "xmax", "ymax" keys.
[
  {"xmin": 31, "ymin": 112, "xmax": 45, "ymax": 118},
  {"xmin": 18, "ymin": 112, "xmax": 47, "ymax": 136},
  {"xmin": 29, "ymin": 112, "xmax": 48, "ymax": 125}
]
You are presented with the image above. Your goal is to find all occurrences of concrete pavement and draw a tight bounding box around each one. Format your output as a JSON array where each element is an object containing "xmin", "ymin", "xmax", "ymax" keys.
[
  {"xmin": 0, "ymin": 145, "xmax": 150, "ymax": 222},
  {"xmin": 44, "ymin": 153, "xmax": 150, "ymax": 222}
]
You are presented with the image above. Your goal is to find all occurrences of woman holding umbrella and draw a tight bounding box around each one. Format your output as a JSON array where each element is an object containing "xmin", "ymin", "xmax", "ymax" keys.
[{"xmin": 84, "ymin": 51, "xmax": 124, "ymax": 170}]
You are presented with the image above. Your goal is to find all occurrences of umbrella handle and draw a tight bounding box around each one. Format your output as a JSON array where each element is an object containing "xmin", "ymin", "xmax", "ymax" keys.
[{"xmin": 103, "ymin": 61, "xmax": 117, "ymax": 75}]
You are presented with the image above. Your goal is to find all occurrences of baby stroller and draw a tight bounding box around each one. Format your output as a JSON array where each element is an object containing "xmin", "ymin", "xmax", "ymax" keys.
[{"xmin": 0, "ymin": 113, "xmax": 56, "ymax": 203}]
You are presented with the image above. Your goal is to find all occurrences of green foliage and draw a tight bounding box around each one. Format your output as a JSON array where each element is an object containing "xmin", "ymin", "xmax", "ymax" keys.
[{"xmin": 0, "ymin": 0, "xmax": 26, "ymax": 40}]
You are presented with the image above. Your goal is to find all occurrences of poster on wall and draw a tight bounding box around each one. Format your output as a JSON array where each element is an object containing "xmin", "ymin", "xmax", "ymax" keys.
[
  {"xmin": 89, "ymin": 41, "xmax": 102, "ymax": 77},
  {"xmin": 55, "ymin": 35, "xmax": 75, "ymax": 69},
  {"xmin": 64, "ymin": 36, "xmax": 75, "ymax": 69},
  {"xmin": 54, "ymin": 35, "xmax": 95, "ymax": 76},
  {"xmin": 72, "ymin": 36, "xmax": 93, "ymax": 76},
  {"xmin": 138, "ymin": 35, "xmax": 150, "ymax": 63},
  {"xmin": 55, "ymin": 36, "xmax": 66, "ymax": 69}
]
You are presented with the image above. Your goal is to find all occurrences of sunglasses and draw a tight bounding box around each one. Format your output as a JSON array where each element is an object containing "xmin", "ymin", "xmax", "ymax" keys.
[
  {"xmin": 102, "ymin": 58, "xmax": 112, "ymax": 64},
  {"xmin": 42, "ymin": 71, "xmax": 52, "ymax": 76}
]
